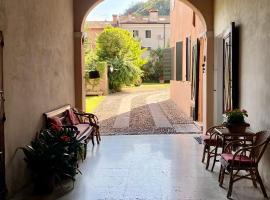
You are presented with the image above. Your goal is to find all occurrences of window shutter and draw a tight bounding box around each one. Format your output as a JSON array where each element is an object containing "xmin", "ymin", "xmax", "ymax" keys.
[
  {"xmin": 186, "ymin": 37, "xmax": 191, "ymax": 81},
  {"xmin": 171, "ymin": 47, "xmax": 175, "ymax": 80},
  {"xmin": 176, "ymin": 41, "xmax": 183, "ymax": 81}
]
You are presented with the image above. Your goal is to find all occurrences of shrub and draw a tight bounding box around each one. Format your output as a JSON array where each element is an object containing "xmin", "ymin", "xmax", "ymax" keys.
[
  {"xmin": 108, "ymin": 57, "xmax": 143, "ymax": 92},
  {"xmin": 142, "ymin": 48, "xmax": 164, "ymax": 82}
]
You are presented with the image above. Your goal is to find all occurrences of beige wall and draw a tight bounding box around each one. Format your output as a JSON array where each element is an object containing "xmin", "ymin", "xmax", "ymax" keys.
[
  {"xmin": 214, "ymin": 0, "xmax": 270, "ymax": 188},
  {"xmin": 1, "ymin": 0, "xmax": 75, "ymax": 194},
  {"xmin": 87, "ymin": 27, "xmax": 104, "ymax": 49},
  {"xmin": 170, "ymin": 81, "xmax": 191, "ymax": 115},
  {"xmin": 170, "ymin": 0, "xmax": 205, "ymax": 117}
]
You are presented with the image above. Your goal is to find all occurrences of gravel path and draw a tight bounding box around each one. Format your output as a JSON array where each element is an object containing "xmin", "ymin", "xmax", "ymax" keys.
[
  {"xmin": 129, "ymin": 93, "xmax": 155, "ymax": 133},
  {"xmin": 93, "ymin": 87, "xmax": 198, "ymax": 135}
]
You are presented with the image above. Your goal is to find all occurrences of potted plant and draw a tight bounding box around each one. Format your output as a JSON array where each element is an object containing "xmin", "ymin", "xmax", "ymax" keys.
[
  {"xmin": 17, "ymin": 128, "xmax": 85, "ymax": 194},
  {"xmin": 224, "ymin": 109, "xmax": 250, "ymax": 133},
  {"xmin": 159, "ymin": 74, "xmax": 164, "ymax": 83}
]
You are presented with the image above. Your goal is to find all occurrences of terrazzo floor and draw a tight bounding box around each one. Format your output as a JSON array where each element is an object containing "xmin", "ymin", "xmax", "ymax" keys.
[{"xmin": 13, "ymin": 135, "xmax": 269, "ymax": 200}]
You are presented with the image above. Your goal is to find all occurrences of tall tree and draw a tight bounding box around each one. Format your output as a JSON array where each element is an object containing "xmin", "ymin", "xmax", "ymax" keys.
[{"xmin": 96, "ymin": 26, "xmax": 147, "ymax": 91}]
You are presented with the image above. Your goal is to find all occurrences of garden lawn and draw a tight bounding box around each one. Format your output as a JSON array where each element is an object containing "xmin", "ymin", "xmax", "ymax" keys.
[
  {"xmin": 85, "ymin": 96, "xmax": 105, "ymax": 113},
  {"xmin": 122, "ymin": 83, "xmax": 169, "ymax": 93},
  {"xmin": 139, "ymin": 83, "xmax": 170, "ymax": 89}
]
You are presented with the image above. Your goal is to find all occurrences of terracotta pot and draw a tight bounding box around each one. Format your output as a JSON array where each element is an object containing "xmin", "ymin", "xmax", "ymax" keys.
[{"xmin": 227, "ymin": 123, "xmax": 250, "ymax": 134}]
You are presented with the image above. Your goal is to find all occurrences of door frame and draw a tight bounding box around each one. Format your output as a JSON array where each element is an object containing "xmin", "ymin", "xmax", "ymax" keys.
[{"xmin": 0, "ymin": 31, "xmax": 7, "ymax": 198}]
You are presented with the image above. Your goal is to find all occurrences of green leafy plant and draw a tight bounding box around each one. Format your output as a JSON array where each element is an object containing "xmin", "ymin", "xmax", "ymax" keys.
[
  {"xmin": 18, "ymin": 128, "xmax": 85, "ymax": 194},
  {"xmin": 96, "ymin": 26, "xmax": 146, "ymax": 91},
  {"xmin": 142, "ymin": 48, "xmax": 164, "ymax": 82},
  {"xmin": 224, "ymin": 109, "xmax": 248, "ymax": 124},
  {"xmin": 108, "ymin": 57, "xmax": 143, "ymax": 92}
]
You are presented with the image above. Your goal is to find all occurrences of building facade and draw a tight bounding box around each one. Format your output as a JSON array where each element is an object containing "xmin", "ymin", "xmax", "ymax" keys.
[
  {"xmin": 86, "ymin": 10, "xmax": 170, "ymax": 51},
  {"xmin": 85, "ymin": 21, "xmax": 113, "ymax": 49},
  {"xmin": 119, "ymin": 10, "xmax": 170, "ymax": 50},
  {"xmin": 170, "ymin": 0, "xmax": 205, "ymax": 126}
]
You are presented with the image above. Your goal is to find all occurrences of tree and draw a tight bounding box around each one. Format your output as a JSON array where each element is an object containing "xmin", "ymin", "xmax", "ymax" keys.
[
  {"xmin": 142, "ymin": 48, "xmax": 164, "ymax": 82},
  {"xmin": 96, "ymin": 26, "xmax": 147, "ymax": 91},
  {"xmin": 124, "ymin": 0, "xmax": 170, "ymax": 16}
]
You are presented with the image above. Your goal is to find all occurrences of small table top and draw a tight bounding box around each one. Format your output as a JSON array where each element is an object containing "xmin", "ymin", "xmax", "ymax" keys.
[{"xmin": 214, "ymin": 127, "xmax": 255, "ymax": 137}]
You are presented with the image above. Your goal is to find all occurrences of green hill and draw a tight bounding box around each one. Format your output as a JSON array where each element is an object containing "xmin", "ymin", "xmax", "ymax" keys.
[{"xmin": 123, "ymin": 0, "xmax": 170, "ymax": 16}]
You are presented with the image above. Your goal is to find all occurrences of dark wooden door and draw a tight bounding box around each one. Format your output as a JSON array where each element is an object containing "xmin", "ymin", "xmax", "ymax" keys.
[
  {"xmin": 191, "ymin": 39, "xmax": 200, "ymax": 121},
  {"xmin": 0, "ymin": 31, "xmax": 6, "ymax": 199},
  {"xmin": 222, "ymin": 22, "xmax": 239, "ymax": 112}
]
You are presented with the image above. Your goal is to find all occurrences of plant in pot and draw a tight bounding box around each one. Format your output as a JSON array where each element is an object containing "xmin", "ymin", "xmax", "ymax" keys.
[
  {"xmin": 224, "ymin": 109, "xmax": 250, "ymax": 133},
  {"xmin": 159, "ymin": 74, "xmax": 164, "ymax": 84},
  {"xmin": 17, "ymin": 128, "xmax": 85, "ymax": 194}
]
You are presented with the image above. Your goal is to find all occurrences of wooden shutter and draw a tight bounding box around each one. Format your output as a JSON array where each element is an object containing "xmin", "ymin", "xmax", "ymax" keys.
[
  {"xmin": 171, "ymin": 47, "xmax": 175, "ymax": 80},
  {"xmin": 161, "ymin": 48, "xmax": 172, "ymax": 81},
  {"xmin": 176, "ymin": 41, "xmax": 183, "ymax": 81},
  {"xmin": 186, "ymin": 37, "xmax": 191, "ymax": 81}
]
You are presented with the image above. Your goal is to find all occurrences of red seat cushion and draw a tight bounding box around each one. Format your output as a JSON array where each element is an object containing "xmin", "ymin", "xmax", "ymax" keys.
[
  {"xmin": 49, "ymin": 117, "xmax": 62, "ymax": 131},
  {"xmin": 66, "ymin": 109, "xmax": 80, "ymax": 125},
  {"xmin": 221, "ymin": 153, "xmax": 254, "ymax": 166},
  {"xmin": 202, "ymin": 135, "xmax": 222, "ymax": 146}
]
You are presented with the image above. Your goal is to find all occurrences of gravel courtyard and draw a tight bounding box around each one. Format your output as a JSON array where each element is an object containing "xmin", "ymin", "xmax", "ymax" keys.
[{"xmin": 93, "ymin": 86, "xmax": 201, "ymax": 135}]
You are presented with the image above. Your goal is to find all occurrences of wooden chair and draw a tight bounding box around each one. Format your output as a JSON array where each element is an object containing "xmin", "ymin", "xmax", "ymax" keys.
[
  {"xmin": 73, "ymin": 109, "xmax": 101, "ymax": 145},
  {"xmin": 202, "ymin": 125, "xmax": 224, "ymax": 171},
  {"xmin": 219, "ymin": 131, "xmax": 270, "ymax": 198}
]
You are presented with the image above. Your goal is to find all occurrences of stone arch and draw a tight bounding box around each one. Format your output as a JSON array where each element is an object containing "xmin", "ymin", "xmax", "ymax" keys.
[
  {"xmin": 179, "ymin": 0, "xmax": 213, "ymax": 31},
  {"xmin": 73, "ymin": 0, "xmax": 214, "ymax": 129}
]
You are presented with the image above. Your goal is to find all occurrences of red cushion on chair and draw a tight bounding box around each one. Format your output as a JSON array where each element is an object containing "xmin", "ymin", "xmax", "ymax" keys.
[
  {"xmin": 202, "ymin": 135, "xmax": 222, "ymax": 146},
  {"xmin": 49, "ymin": 117, "xmax": 62, "ymax": 131},
  {"xmin": 66, "ymin": 109, "xmax": 80, "ymax": 125},
  {"xmin": 221, "ymin": 153, "xmax": 254, "ymax": 166}
]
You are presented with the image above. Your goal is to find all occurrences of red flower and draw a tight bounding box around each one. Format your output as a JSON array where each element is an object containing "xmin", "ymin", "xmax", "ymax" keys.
[{"xmin": 60, "ymin": 135, "xmax": 71, "ymax": 142}]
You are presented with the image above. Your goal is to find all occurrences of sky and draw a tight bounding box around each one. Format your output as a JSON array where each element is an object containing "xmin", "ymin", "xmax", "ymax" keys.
[{"xmin": 86, "ymin": 0, "xmax": 147, "ymax": 21}]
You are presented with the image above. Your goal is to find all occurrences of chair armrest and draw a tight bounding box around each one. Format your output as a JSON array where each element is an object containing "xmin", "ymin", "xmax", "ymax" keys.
[
  {"xmin": 205, "ymin": 125, "xmax": 225, "ymax": 140},
  {"xmin": 232, "ymin": 138, "xmax": 270, "ymax": 164},
  {"xmin": 224, "ymin": 140, "xmax": 251, "ymax": 153},
  {"xmin": 73, "ymin": 111, "xmax": 99, "ymax": 126},
  {"xmin": 205, "ymin": 125, "xmax": 225, "ymax": 136},
  {"xmin": 232, "ymin": 145, "xmax": 254, "ymax": 161}
]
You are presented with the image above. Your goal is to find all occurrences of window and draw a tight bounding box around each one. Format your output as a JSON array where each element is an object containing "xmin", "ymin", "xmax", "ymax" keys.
[
  {"xmin": 133, "ymin": 30, "xmax": 139, "ymax": 37},
  {"xmin": 145, "ymin": 30, "xmax": 151, "ymax": 38},
  {"xmin": 192, "ymin": 12, "xmax": 196, "ymax": 27}
]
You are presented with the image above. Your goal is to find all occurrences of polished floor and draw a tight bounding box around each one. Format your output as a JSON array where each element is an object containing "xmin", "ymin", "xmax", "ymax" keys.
[{"xmin": 14, "ymin": 135, "xmax": 269, "ymax": 200}]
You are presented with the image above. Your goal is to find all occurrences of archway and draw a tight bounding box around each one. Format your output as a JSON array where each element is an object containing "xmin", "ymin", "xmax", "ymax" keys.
[{"xmin": 73, "ymin": 0, "xmax": 214, "ymax": 130}]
